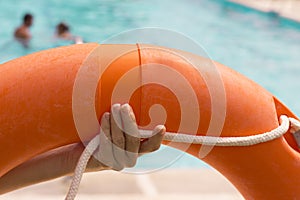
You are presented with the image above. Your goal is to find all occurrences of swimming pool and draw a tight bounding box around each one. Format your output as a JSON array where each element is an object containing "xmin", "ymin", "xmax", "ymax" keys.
[{"xmin": 1, "ymin": 0, "xmax": 300, "ymax": 169}]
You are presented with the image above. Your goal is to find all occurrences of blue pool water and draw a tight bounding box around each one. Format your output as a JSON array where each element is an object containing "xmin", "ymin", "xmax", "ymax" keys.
[{"xmin": 0, "ymin": 0, "xmax": 300, "ymax": 169}]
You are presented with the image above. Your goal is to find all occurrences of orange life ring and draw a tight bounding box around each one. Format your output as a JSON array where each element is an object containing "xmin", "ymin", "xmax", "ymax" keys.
[{"xmin": 0, "ymin": 43, "xmax": 299, "ymax": 199}]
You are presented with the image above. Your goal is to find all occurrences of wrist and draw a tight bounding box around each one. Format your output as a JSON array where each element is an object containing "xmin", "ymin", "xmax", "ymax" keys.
[{"xmin": 66, "ymin": 143, "xmax": 108, "ymax": 173}]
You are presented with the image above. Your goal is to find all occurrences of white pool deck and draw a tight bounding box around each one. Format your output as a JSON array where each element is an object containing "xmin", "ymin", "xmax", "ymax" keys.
[
  {"xmin": 1, "ymin": 169, "xmax": 243, "ymax": 200},
  {"xmin": 230, "ymin": 0, "xmax": 300, "ymax": 22}
]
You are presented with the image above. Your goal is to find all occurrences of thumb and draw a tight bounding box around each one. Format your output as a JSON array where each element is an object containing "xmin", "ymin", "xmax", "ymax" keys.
[{"xmin": 139, "ymin": 125, "xmax": 166, "ymax": 153}]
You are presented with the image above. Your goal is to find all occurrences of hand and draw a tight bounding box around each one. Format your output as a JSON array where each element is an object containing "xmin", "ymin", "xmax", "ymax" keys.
[
  {"xmin": 87, "ymin": 104, "xmax": 165, "ymax": 171},
  {"xmin": 0, "ymin": 104, "xmax": 165, "ymax": 194}
]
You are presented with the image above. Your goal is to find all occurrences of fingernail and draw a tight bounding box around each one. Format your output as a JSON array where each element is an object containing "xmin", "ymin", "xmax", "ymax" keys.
[
  {"xmin": 111, "ymin": 104, "xmax": 121, "ymax": 118},
  {"xmin": 153, "ymin": 125, "xmax": 166, "ymax": 135},
  {"xmin": 112, "ymin": 103, "xmax": 121, "ymax": 111},
  {"xmin": 104, "ymin": 112, "xmax": 110, "ymax": 120},
  {"xmin": 121, "ymin": 103, "xmax": 131, "ymax": 112},
  {"xmin": 121, "ymin": 104, "xmax": 136, "ymax": 121}
]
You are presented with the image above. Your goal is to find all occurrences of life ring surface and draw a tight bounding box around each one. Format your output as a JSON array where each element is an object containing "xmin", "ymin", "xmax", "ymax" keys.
[{"xmin": 0, "ymin": 43, "xmax": 299, "ymax": 199}]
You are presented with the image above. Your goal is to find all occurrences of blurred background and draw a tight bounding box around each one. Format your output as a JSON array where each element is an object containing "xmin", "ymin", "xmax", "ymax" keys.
[{"xmin": 1, "ymin": 0, "xmax": 299, "ymax": 199}]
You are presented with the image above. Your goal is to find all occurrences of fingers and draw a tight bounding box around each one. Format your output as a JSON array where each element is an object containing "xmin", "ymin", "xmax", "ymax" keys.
[
  {"xmin": 93, "ymin": 103, "xmax": 165, "ymax": 172},
  {"xmin": 110, "ymin": 104, "xmax": 125, "ymax": 170},
  {"xmin": 120, "ymin": 104, "xmax": 140, "ymax": 167},
  {"xmin": 139, "ymin": 125, "xmax": 165, "ymax": 154},
  {"xmin": 97, "ymin": 112, "xmax": 114, "ymax": 168},
  {"xmin": 97, "ymin": 104, "xmax": 139, "ymax": 171}
]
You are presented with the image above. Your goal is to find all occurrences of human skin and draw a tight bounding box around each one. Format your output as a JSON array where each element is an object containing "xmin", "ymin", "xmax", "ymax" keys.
[{"xmin": 0, "ymin": 104, "xmax": 165, "ymax": 194}]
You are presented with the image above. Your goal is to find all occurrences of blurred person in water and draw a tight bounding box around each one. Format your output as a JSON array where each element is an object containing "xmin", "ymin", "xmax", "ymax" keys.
[
  {"xmin": 55, "ymin": 22, "xmax": 83, "ymax": 44},
  {"xmin": 14, "ymin": 13, "xmax": 33, "ymax": 48}
]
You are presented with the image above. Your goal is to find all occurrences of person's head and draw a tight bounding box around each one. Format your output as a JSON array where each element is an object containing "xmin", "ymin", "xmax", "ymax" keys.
[
  {"xmin": 23, "ymin": 13, "xmax": 33, "ymax": 27},
  {"xmin": 56, "ymin": 22, "xmax": 70, "ymax": 35}
]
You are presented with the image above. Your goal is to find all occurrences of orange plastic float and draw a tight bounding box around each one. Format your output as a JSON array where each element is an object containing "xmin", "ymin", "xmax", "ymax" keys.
[{"xmin": 0, "ymin": 43, "xmax": 300, "ymax": 199}]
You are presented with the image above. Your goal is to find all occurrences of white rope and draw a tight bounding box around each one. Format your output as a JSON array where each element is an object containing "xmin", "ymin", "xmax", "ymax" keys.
[
  {"xmin": 65, "ymin": 135, "xmax": 99, "ymax": 200},
  {"xmin": 65, "ymin": 115, "xmax": 299, "ymax": 199},
  {"xmin": 289, "ymin": 117, "xmax": 300, "ymax": 133},
  {"xmin": 141, "ymin": 115, "xmax": 292, "ymax": 146}
]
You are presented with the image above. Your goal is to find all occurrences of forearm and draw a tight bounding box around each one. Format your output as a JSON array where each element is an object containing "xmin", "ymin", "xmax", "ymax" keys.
[
  {"xmin": 0, "ymin": 143, "xmax": 88, "ymax": 194},
  {"xmin": 0, "ymin": 103, "xmax": 164, "ymax": 195}
]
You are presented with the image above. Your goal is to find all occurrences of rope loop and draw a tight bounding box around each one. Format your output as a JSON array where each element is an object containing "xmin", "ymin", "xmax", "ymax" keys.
[{"xmin": 65, "ymin": 115, "xmax": 300, "ymax": 199}]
